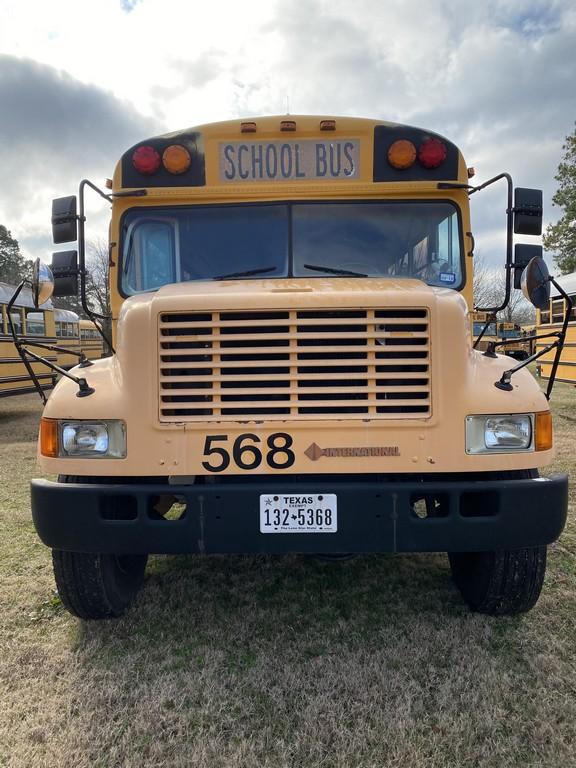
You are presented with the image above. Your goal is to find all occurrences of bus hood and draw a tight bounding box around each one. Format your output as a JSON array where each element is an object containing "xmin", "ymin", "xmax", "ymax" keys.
[{"xmin": 120, "ymin": 277, "xmax": 463, "ymax": 315}]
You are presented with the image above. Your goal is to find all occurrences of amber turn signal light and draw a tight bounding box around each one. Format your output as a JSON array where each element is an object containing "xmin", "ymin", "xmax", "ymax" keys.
[
  {"xmin": 162, "ymin": 144, "xmax": 191, "ymax": 174},
  {"xmin": 387, "ymin": 139, "xmax": 417, "ymax": 170},
  {"xmin": 535, "ymin": 411, "xmax": 553, "ymax": 451},
  {"xmin": 40, "ymin": 418, "xmax": 59, "ymax": 458}
]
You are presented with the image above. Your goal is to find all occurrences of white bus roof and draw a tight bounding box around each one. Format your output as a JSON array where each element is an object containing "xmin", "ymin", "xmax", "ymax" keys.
[
  {"xmin": 0, "ymin": 282, "xmax": 53, "ymax": 309},
  {"xmin": 551, "ymin": 271, "xmax": 576, "ymax": 298},
  {"xmin": 53, "ymin": 308, "xmax": 80, "ymax": 322}
]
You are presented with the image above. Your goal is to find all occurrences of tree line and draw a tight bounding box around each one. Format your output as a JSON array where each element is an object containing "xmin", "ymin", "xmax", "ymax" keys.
[{"xmin": 0, "ymin": 227, "xmax": 110, "ymax": 318}]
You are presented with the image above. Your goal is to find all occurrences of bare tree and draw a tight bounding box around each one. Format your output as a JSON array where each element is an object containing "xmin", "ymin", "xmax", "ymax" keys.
[
  {"xmin": 85, "ymin": 238, "xmax": 111, "ymax": 317},
  {"xmin": 473, "ymin": 254, "xmax": 504, "ymax": 310},
  {"xmin": 85, "ymin": 238, "xmax": 113, "ymax": 345},
  {"xmin": 473, "ymin": 254, "xmax": 535, "ymax": 324},
  {"xmin": 51, "ymin": 239, "xmax": 111, "ymax": 319}
]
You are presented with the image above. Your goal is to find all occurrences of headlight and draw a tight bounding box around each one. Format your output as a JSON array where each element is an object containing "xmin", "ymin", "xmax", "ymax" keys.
[
  {"xmin": 40, "ymin": 419, "xmax": 126, "ymax": 458},
  {"xmin": 466, "ymin": 414, "xmax": 533, "ymax": 454}
]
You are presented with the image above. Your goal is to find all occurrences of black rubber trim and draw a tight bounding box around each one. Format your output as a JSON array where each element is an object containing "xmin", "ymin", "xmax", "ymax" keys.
[{"xmin": 31, "ymin": 474, "xmax": 568, "ymax": 555}]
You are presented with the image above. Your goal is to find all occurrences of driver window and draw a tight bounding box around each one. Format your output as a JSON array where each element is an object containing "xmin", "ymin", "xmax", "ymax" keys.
[
  {"xmin": 426, "ymin": 212, "xmax": 460, "ymax": 286},
  {"xmin": 125, "ymin": 220, "xmax": 178, "ymax": 292}
]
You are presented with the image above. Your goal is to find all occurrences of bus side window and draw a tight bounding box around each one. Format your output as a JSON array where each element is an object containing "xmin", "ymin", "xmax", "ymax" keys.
[
  {"xmin": 552, "ymin": 299, "xmax": 564, "ymax": 324},
  {"xmin": 10, "ymin": 310, "xmax": 23, "ymax": 335},
  {"xmin": 571, "ymin": 295, "xmax": 576, "ymax": 321},
  {"xmin": 25, "ymin": 310, "xmax": 45, "ymax": 335},
  {"xmin": 540, "ymin": 306, "xmax": 550, "ymax": 325}
]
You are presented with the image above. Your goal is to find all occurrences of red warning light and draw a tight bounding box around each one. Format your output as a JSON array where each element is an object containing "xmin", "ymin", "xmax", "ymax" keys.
[
  {"xmin": 418, "ymin": 138, "xmax": 447, "ymax": 169},
  {"xmin": 132, "ymin": 145, "xmax": 161, "ymax": 175}
]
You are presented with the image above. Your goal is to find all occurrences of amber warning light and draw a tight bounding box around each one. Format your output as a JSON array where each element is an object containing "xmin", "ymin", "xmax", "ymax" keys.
[{"xmin": 40, "ymin": 418, "xmax": 59, "ymax": 458}]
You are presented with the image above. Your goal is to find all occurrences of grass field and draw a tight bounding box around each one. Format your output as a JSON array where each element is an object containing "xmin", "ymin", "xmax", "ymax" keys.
[{"xmin": 0, "ymin": 389, "xmax": 575, "ymax": 768}]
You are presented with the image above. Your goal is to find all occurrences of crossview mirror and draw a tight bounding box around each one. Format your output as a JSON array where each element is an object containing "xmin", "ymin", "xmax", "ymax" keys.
[
  {"xmin": 51, "ymin": 250, "xmax": 79, "ymax": 297},
  {"xmin": 514, "ymin": 244, "xmax": 542, "ymax": 290},
  {"xmin": 513, "ymin": 188, "xmax": 543, "ymax": 236},
  {"xmin": 521, "ymin": 256, "xmax": 550, "ymax": 310},
  {"xmin": 31, "ymin": 259, "xmax": 55, "ymax": 308},
  {"xmin": 52, "ymin": 196, "xmax": 78, "ymax": 244}
]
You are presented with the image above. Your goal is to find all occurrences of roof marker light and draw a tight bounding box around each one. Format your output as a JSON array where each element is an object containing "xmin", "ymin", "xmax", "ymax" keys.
[
  {"xmin": 387, "ymin": 139, "xmax": 417, "ymax": 170},
  {"xmin": 418, "ymin": 138, "xmax": 447, "ymax": 169},
  {"xmin": 241, "ymin": 121, "xmax": 257, "ymax": 133},
  {"xmin": 280, "ymin": 120, "xmax": 296, "ymax": 131},
  {"xmin": 162, "ymin": 144, "xmax": 191, "ymax": 174},
  {"xmin": 320, "ymin": 119, "xmax": 336, "ymax": 131},
  {"xmin": 132, "ymin": 145, "xmax": 161, "ymax": 175}
]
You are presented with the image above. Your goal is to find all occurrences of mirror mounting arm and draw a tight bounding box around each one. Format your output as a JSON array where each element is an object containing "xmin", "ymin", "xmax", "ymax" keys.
[
  {"xmin": 6, "ymin": 280, "xmax": 95, "ymax": 401},
  {"xmin": 494, "ymin": 276, "xmax": 573, "ymax": 399},
  {"xmin": 469, "ymin": 173, "xmax": 514, "ymax": 316},
  {"xmin": 542, "ymin": 276, "xmax": 573, "ymax": 398},
  {"xmin": 16, "ymin": 345, "xmax": 95, "ymax": 398},
  {"xmin": 6, "ymin": 282, "xmax": 49, "ymax": 403}
]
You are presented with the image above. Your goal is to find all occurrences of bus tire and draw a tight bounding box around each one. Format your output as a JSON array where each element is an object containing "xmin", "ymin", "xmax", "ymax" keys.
[
  {"xmin": 51, "ymin": 475, "xmax": 147, "ymax": 619},
  {"xmin": 448, "ymin": 546, "xmax": 546, "ymax": 615},
  {"xmin": 52, "ymin": 550, "xmax": 147, "ymax": 620}
]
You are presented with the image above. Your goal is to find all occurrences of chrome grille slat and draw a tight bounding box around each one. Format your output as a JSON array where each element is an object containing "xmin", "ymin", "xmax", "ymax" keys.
[{"xmin": 158, "ymin": 308, "xmax": 431, "ymax": 422}]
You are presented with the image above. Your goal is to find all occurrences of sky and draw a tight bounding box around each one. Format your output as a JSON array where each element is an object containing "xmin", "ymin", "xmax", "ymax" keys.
[{"xmin": 0, "ymin": 0, "xmax": 574, "ymax": 269}]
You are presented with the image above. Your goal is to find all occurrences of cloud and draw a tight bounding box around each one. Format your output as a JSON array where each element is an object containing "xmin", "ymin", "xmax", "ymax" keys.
[
  {"xmin": 0, "ymin": 0, "xmax": 575, "ymax": 269},
  {"xmin": 0, "ymin": 54, "xmax": 162, "ymax": 257},
  {"xmin": 120, "ymin": 0, "xmax": 142, "ymax": 11}
]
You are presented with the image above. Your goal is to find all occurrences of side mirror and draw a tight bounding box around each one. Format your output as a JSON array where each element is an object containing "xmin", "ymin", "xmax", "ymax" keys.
[
  {"xmin": 513, "ymin": 188, "xmax": 543, "ymax": 236},
  {"xmin": 51, "ymin": 250, "xmax": 79, "ymax": 297},
  {"xmin": 31, "ymin": 259, "xmax": 55, "ymax": 308},
  {"xmin": 521, "ymin": 256, "xmax": 550, "ymax": 310},
  {"xmin": 52, "ymin": 196, "xmax": 78, "ymax": 244},
  {"xmin": 513, "ymin": 243, "xmax": 542, "ymax": 289}
]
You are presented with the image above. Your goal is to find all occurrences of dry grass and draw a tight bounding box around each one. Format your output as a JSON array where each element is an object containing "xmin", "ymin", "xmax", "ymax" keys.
[{"xmin": 0, "ymin": 387, "xmax": 575, "ymax": 768}]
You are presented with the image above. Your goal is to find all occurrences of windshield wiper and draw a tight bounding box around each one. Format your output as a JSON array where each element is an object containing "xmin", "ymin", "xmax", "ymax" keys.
[
  {"xmin": 303, "ymin": 263, "xmax": 367, "ymax": 277},
  {"xmin": 213, "ymin": 266, "xmax": 277, "ymax": 280}
]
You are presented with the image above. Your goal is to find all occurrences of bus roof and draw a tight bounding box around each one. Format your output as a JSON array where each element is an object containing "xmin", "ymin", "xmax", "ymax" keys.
[
  {"xmin": 54, "ymin": 308, "xmax": 79, "ymax": 322},
  {"xmin": 551, "ymin": 271, "xmax": 576, "ymax": 298},
  {"xmin": 114, "ymin": 115, "xmax": 466, "ymax": 191},
  {"xmin": 0, "ymin": 282, "xmax": 53, "ymax": 309}
]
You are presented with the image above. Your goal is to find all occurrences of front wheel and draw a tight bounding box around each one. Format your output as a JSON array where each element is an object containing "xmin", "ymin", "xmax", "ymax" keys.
[
  {"xmin": 52, "ymin": 550, "xmax": 148, "ymax": 619},
  {"xmin": 448, "ymin": 546, "xmax": 546, "ymax": 615},
  {"xmin": 52, "ymin": 475, "xmax": 147, "ymax": 619}
]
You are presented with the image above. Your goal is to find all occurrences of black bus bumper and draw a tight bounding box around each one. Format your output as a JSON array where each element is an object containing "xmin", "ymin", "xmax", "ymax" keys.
[{"xmin": 31, "ymin": 475, "xmax": 568, "ymax": 555}]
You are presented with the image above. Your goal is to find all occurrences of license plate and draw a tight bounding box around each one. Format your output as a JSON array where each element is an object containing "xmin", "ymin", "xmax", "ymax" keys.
[{"xmin": 260, "ymin": 494, "xmax": 337, "ymax": 533}]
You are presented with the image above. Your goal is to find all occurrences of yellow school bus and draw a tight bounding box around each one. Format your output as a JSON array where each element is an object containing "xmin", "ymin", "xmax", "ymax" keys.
[
  {"xmin": 472, "ymin": 313, "xmax": 533, "ymax": 360},
  {"xmin": 471, "ymin": 311, "xmax": 498, "ymax": 353},
  {"xmin": 29, "ymin": 116, "xmax": 567, "ymax": 619},
  {"xmin": 536, "ymin": 271, "xmax": 576, "ymax": 384},
  {"xmin": 53, "ymin": 308, "xmax": 81, "ymax": 369},
  {"xmin": 78, "ymin": 318, "xmax": 104, "ymax": 361},
  {"xmin": 0, "ymin": 282, "xmax": 57, "ymax": 397}
]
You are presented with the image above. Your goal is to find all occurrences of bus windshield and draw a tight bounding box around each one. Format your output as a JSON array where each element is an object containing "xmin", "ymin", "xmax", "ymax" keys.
[{"xmin": 120, "ymin": 201, "xmax": 463, "ymax": 295}]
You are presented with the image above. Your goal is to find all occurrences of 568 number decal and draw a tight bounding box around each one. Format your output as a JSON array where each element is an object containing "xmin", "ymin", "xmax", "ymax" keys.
[{"xmin": 201, "ymin": 433, "xmax": 295, "ymax": 472}]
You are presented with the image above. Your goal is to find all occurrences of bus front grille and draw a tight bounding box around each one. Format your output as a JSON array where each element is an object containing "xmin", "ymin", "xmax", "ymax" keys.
[{"xmin": 158, "ymin": 308, "xmax": 431, "ymax": 422}]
